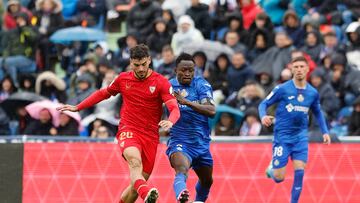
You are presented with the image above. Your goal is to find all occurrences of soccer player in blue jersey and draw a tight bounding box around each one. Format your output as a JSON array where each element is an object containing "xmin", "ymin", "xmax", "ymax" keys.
[
  {"xmin": 258, "ymin": 56, "xmax": 331, "ymax": 203},
  {"xmin": 166, "ymin": 53, "xmax": 216, "ymax": 203}
]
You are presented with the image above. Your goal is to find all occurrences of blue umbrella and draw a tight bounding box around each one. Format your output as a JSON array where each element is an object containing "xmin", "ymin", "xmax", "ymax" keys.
[
  {"xmin": 209, "ymin": 105, "xmax": 244, "ymax": 129},
  {"xmin": 50, "ymin": 26, "xmax": 106, "ymax": 43}
]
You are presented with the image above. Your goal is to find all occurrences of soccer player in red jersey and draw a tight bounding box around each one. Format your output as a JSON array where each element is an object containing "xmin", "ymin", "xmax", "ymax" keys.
[{"xmin": 57, "ymin": 44, "xmax": 180, "ymax": 203}]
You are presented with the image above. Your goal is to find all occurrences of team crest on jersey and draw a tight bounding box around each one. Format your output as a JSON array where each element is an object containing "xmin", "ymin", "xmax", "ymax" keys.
[
  {"xmin": 297, "ymin": 94, "xmax": 304, "ymax": 102},
  {"xmin": 180, "ymin": 89, "xmax": 188, "ymax": 97},
  {"xmin": 149, "ymin": 86, "xmax": 156, "ymax": 93},
  {"xmin": 274, "ymin": 159, "xmax": 279, "ymax": 166}
]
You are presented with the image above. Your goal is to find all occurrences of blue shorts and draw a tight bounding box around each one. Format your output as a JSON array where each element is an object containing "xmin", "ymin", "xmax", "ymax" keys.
[
  {"xmin": 166, "ymin": 142, "xmax": 213, "ymax": 169},
  {"xmin": 271, "ymin": 141, "xmax": 308, "ymax": 169}
]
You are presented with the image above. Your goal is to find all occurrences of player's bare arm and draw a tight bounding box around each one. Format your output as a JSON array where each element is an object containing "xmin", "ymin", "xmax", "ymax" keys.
[
  {"xmin": 261, "ymin": 115, "xmax": 274, "ymax": 127},
  {"xmin": 174, "ymin": 90, "xmax": 215, "ymax": 118},
  {"xmin": 56, "ymin": 104, "xmax": 78, "ymax": 112}
]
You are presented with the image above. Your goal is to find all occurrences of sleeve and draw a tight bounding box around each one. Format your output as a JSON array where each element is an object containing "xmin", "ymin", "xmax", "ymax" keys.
[
  {"xmin": 310, "ymin": 92, "xmax": 330, "ymax": 134},
  {"xmin": 159, "ymin": 77, "xmax": 176, "ymax": 103},
  {"xmin": 258, "ymin": 85, "xmax": 282, "ymax": 119},
  {"xmin": 106, "ymin": 74, "xmax": 122, "ymax": 96},
  {"xmin": 197, "ymin": 79, "xmax": 215, "ymax": 105}
]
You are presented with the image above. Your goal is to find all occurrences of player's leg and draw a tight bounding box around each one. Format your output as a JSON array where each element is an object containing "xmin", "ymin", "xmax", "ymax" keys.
[
  {"xmin": 290, "ymin": 141, "xmax": 308, "ymax": 203},
  {"xmin": 170, "ymin": 152, "xmax": 191, "ymax": 202},
  {"xmin": 120, "ymin": 172, "xmax": 151, "ymax": 203},
  {"xmin": 266, "ymin": 142, "xmax": 290, "ymax": 183},
  {"xmin": 193, "ymin": 166, "xmax": 213, "ymax": 202},
  {"xmin": 122, "ymin": 147, "xmax": 155, "ymax": 202}
]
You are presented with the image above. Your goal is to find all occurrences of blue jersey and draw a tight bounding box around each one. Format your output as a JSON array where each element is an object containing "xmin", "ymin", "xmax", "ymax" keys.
[
  {"xmin": 169, "ymin": 77, "xmax": 213, "ymax": 145},
  {"xmin": 258, "ymin": 80, "xmax": 329, "ymax": 143}
]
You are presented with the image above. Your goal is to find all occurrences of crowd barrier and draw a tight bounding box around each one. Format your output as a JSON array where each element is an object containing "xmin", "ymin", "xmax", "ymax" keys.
[{"xmin": 18, "ymin": 137, "xmax": 360, "ymax": 203}]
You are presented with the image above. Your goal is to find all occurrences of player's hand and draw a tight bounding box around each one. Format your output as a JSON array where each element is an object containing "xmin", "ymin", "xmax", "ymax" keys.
[
  {"xmin": 323, "ymin": 133, "xmax": 331, "ymax": 145},
  {"xmin": 56, "ymin": 104, "xmax": 78, "ymax": 112},
  {"xmin": 261, "ymin": 115, "xmax": 274, "ymax": 127},
  {"xmin": 158, "ymin": 120, "xmax": 173, "ymax": 131},
  {"xmin": 174, "ymin": 90, "xmax": 189, "ymax": 105}
]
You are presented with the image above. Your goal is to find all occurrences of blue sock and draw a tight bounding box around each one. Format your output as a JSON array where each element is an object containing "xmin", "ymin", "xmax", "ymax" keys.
[
  {"xmin": 195, "ymin": 181, "xmax": 210, "ymax": 201},
  {"xmin": 174, "ymin": 173, "xmax": 187, "ymax": 198},
  {"xmin": 269, "ymin": 169, "xmax": 284, "ymax": 183},
  {"xmin": 291, "ymin": 169, "xmax": 304, "ymax": 203}
]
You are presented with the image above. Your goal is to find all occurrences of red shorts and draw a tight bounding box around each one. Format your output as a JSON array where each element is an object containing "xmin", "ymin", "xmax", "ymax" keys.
[{"xmin": 116, "ymin": 129, "xmax": 158, "ymax": 174}]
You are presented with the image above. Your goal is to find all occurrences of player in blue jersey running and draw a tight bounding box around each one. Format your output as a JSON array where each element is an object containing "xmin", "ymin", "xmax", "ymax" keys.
[
  {"xmin": 166, "ymin": 53, "xmax": 216, "ymax": 203},
  {"xmin": 258, "ymin": 56, "xmax": 331, "ymax": 203}
]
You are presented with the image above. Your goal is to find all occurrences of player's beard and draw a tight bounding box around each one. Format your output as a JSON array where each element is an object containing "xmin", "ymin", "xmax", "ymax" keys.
[{"xmin": 135, "ymin": 69, "xmax": 149, "ymax": 80}]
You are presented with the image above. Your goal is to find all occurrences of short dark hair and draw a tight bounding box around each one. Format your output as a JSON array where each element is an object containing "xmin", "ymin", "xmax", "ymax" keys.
[
  {"xmin": 291, "ymin": 56, "xmax": 308, "ymax": 64},
  {"xmin": 175, "ymin": 52, "xmax": 194, "ymax": 67},
  {"xmin": 130, "ymin": 44, "xmax": 150, "ymax": 60}
]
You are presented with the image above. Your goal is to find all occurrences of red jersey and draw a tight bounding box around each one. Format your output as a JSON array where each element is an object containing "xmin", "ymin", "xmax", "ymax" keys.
[{"xmin": 107, "ymin": 71, "xmax": 174, "ymax": 140}]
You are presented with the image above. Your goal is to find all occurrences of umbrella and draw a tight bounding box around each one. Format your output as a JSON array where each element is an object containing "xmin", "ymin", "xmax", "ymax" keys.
[
  {"xmin": 209, "ymin": 105, "xmax": 244, "ymax": 129},
  {"xmin": 0, "ymin": 92, "xmax": 47, "ymax": 118},
  {"xmin": 25, "ymin": 100, "xmax": 83, "ymax": 130},
  {"xmin": 50, "ymin": 26, "xmax": 106, "ymax": 43},
  {"xmin": 25, "ymin": 100, "xmax": 61, "ymax": 127},
  {"xmin": 181, "ymin": 40, "xmax": 234, "ymax": 61}
]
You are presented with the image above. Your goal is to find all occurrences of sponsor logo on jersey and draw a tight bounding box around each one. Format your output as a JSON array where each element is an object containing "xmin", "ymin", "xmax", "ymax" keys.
[
  {"xmin": 169, "ymin": 86, "xmax": 173, "ymax": 95},
  {"xmin": 176, "ymin": 144, "xmax": 183, "ymax": 151},
  {"xmin": 288, "ymin": 96, "xmax": 295, "ymax": 100},
  {"xmin": 149, "ymin": 86, "xmax": 156, "ymax": 93},
  {"xmin": 285, "ymin": 103, "xmax": 309, "ymax": 113}
]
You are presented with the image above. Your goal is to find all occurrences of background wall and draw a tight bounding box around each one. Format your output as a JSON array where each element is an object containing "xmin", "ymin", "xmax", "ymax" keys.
[{"xmin": 21, "ymin": 143, "xmax": 360, "ymax": 203}]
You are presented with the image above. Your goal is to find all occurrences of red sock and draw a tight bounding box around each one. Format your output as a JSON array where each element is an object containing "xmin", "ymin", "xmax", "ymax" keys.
[{"xmin": 134, "ymin": 179, "xmax": 150, "ymax": 199}]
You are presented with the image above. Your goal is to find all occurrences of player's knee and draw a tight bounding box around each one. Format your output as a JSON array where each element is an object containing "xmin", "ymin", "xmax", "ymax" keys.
[
  {"xmin": 174, "ymin": 165, "xmax": 189, "ymax": 174},
  {"xmin": 127, "ymin": 157, "xmax": 142, "ymax": 169}
]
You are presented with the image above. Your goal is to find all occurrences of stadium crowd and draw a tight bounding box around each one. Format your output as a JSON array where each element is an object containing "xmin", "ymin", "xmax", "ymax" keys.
[{"xmin": 0, "ymin": 0, "xmax": 359, "ymax": 137}]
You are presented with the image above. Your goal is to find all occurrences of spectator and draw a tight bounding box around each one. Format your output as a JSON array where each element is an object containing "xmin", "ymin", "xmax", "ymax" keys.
[
  {"xmin": 301, "ymin": 31, "xmax": 324, "ymax": 63},
  {"xmin": 192, "ymin": 51, "xmax": 213, "ymax": 79},
  {"xmin": 126, "ymin": 0, "xmax": 161, "ymax": 42},
  {"xmin": 224, "ymin": 30, "xmax": 247, "ymax": 53},
  {"xmin": 35, "ymin": 71, "xmax": 67, "ymax": 103},
  {"xmin": 76, "ymin": 0, "xmax": 107, "ymax": 27},
  {"xmin": 67, "ymin": 73, "xmax": 97, "ymax": 118},
  {"xmin": 96, "ymin": 57, "xmax": 113, "ymax": 88},
  {"xmin": 348, "ymin": 96, "xmax": 360, "ymax": 136},
  {"xmin": 50, "ymin": 112, "xmax": 79, "ymax": 136},
  {"xmin": 3, "ymin": 0, "xmax": 32, "ymax": 30},
  {"xmin": 208, "ymin": 53, "xmax": 231, "ymax": 104},
  {"xmin": 216, "ymin": 12, "xmax": 248, "ymax": 43},
  {"xmin": 115, "ymin": 32, "xmax": 139, "ymax": 70},
  {"xmin": 309, "ymin": 68, "xmax": 340, "ymax": 121},
  {"xmin": 227, "ymin": 51, "xmax": 254, "ymax": 94},
  {"xmin": 0, "ymin": 76, "xmax": 17, "ymax": 102},
  {"xmin": 23, "ymin": 108, "xmax": 54, "ymax": 135},
  {"xmin": 0, "ymin": 12, "xmax": 37, "ymax": 85},
  {"xmin": 281, "ymin": 10, "xmax": 304, "ymax": 48},
  {"xmin": 91, "ymin": 125, "xmax": 110, "ymax": 138},
  {"xmin": 345, "ymin": 22, "xmax": 360, "ymax": 70},
  {"xmin": 156, "ymin": 45, "xmax": 176, "ymax": 79},
  {"xmin": 214, "ymin": 112, "xmax": 238, "ymax": 136},
  {"xmin": 226, "ymin": 80, "xmax": 264, "ymax": 112},
  {"xmin": 320, "ymin": 31, "xmax": 345, "ymax": 60},
  {"xmin": 248, "ymin": 12, "xmax": 274, "ymax": 45},
  {"xmin": 209, "ymin": 0, "xmax": 237, "ymax": 32},
  {"xmin": 33, "ymin": 0, "xmax": 64, "ymax": 70},
  {"xmin": 255, "ymin": 72, "xmax": 274, "ymax": 94},
  {"xmin": 171, "ymin": 15, "xmax": 204, "ymax": 56},
  {"xmin": 18, "ymin": 74, "xmax": 35, "ymax": 92},
  {"xmin": 330, "ymin": 53, "xmax": 360, "ymax": 106},
  {"xmin": 239, "ymin": 0, "xmax": 263, "ymax": 29},
  {"xmin": 247, "ymin": 29, "xmax": 271, "ymax": 62},
  {"xmin": 161, "ymin": 0, "xmax": 191, "ymax": 21},
  {"xmin": 239, "ymin": 107, "xmax": 261, "ymax": 136},
  {"xmin": 161, "ymin": 9, "xmax": 177, "ymax": 34},
  {"xmin": 186, "ymin": 0, "xmax": 212, "ymax": 39},
  {"xmin": 146, "ymin": 18, "xmax": 172, "ymax": 57}
]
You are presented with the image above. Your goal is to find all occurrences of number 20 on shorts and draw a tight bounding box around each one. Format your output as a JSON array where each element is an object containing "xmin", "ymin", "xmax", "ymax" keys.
[{"xmin": 119, "ymin": 132, "xmax": 133, "ymax": 140}]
